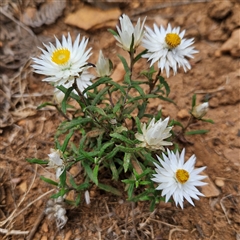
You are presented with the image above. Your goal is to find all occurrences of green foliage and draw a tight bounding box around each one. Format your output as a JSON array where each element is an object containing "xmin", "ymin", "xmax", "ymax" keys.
[{"xmin": 28, "ymin": 32, "xmax": 213, "ymax": 212}]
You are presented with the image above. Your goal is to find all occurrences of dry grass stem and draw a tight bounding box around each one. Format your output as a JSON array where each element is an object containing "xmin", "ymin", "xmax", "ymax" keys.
[
  {"xmin": 169, "ymin": 228, "xmax": 188, "ymax": 240},
  {"xmin": 1, "ymin": 165, "xmax": 38, "ymax": 228},
  {"xmin": 149, "ymin": 218, "xmax": 181, "ymax": 228},
  {"xmin": 220, "ymin": 194, "xmax": 232, "ymax": 224},
  {"xmin": 0, "ymin": 228, "xmax": 29, "ymax": 235}
]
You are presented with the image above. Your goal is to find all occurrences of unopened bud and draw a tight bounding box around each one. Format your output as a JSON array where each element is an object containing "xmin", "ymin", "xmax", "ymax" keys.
[{"xmin": 192, "ymin": 102, "xmax": 209, "ymax": 118}]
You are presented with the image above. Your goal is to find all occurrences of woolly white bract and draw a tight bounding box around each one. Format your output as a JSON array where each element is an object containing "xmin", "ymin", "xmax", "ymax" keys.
[
  {"xmin": 32, "ymin": 33, "xmax": 92, "ymax": 86},
  {"xmin": 152, "ymin": 148, "xmax": 207, "ymax": 209},
  {"xmin": 142, "ymin": 23, "xmax": 198, "ymax": 77},
  {"xmin": 114, "ymin": 14, "xmax": 146, "ymax": 52},
  {"xmin": 96, "ymin": 50, "xmax": 112, "ymax": 77},
  {"xmin": 135, "ymin": 117, "xmax": 172, "ymax": 151}
]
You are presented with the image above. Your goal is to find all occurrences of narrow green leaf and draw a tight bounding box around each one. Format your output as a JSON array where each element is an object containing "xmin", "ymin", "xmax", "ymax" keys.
[
  {"xmin": 130, "ymin": 189, "xmax": 154, "ymax": 202},
  {"xmin": 79, "ymin": 149, "xmax": 95, "ymax": 162},
  {"xmin": 40, "ymin": 176, "xmax": 58, "ymax": 186},
  {"xmin": 98, "ymin": 183, "xmax": 122, "ymax": 196},
  {"xmin": 92, "ymin": 86, "xmax": 110, "ymax": 106},
  {"xmin": 110, "ymin": 132, "xmax": 134, "ymax": 145},
  {"xmin": 169, "ymin": 119, "xmax": 184, "ymax": 128},
  {"xmin": 158, "ymin": 95, "xmax": 176, "ymax": 105},
  {"xmin": 185, "ymin": 129, "xmax": 209, "ymax": 135},
  {"xmin": 61, "ymin": 129, "xmax": 74, "ymax": 152},
  {"xmin": 127, "ymin": 183, "xmax": 134, "ymax": 199},
  {"xmin": 129, "ymin": 34, "xmax": 135, "ymax": 53},
  {"xmin": 75, "ymin": 194, "xmax": 81, "ymax": 206},
  {"xmin": 150, "ymin": 199, "xmax": 156, "ymax": 212},
  {"xmin": 83, "ymin": 77, "xmax": 111, "ymax": 94},
  {"xmin": 93, "ymin": 165, "xmax": 99, "ymax": 185},
  {"xmin": 76, "ymin": 182, "xmax": 89, "ymax": 191},
  {"xmin": 51, "ymin": 188, "xmax": 69, "ymax": 199},
  {"xmin": 140, "ymin": 181, "xmax": 152, "ymax": 185},
  {"xmin": 82, "ymin": 161, "xmax": 94, "ymax": 183},
  {"xmin": 122, "ymin": 179, "xmax": 135, "ymax": 184},
  {"xmin": 118, "ymin": 54, "xmax": 130, "ymax": 74},
  {"xmin": 124, "ymin": 72, "xmax": 131, "ymax": 85},
  {"xmin": 61, "ymin": 86, "xmax": 74, "ymax": 114},
  {"xmin": 201, "ymin": 118, "xmax": 215, "ymax": 124},
  {"xmin": 84, "ymin": 105, "xmax": 107, "ymax": 117},
  {"xmin": 57, "ymin": 85, "xmax": 80, "ymax": 103},
  {"xmin": 135, "ymin": 116, "xmax": 142, "ymax": 133},
  {"xmin": 123, "ymin": 102, "xmax": 138, "ymax": 115},
  {"xmin": 69, "ymin": 176, "xmax": 78, "ymax": 189},
  {"xmin": 133, "ymin": 49, "xmax": 148, "ymax": 64},
  {"xmin": 137, "ymin": 102, "xmax": 147, "ymax": 119},
  {"xmin": 123, "ymin": 152, "xmax": 131, "ymax": 173},
  {"xmin": 113, "ymin": 102, "xmax": 122, "ymax": 114},
  {"xmin": 98, "ymin": 141, "xmax": 114, "ymax": 157},
  {"xmin": 127, "ymin": 94, "xmax": 158, "ymax": 103},
  {"xmin": 26, "ymin": 158, "xmax": 48, "ymax": 165},
  {"xmin": 59, "ymin": 169, "xmax": 67, "ymax": 188},
  {"xmin": 104, "ymin": 147, "xmax": 119, "ymax": 160},
  {"xmin": 109, "ymin": 80, "xmax": 126, "ymax": 95},
  {"xmin": 117, "ymin": 145, "xmax": 142, "ymax": 153},
  {"xmin": 158, "ymin": 76, "xmax": 170, "ymax": 96},
  {"xmin": 108, "ymin": 159, "xmax": 119, "ymax": 180},
  {"xmin": 108, "ymin": 29, "xmax": 118, "ymax": 36},
  {"xmin": 37, "ymin": 102, "xmax": 55, "ymax": 110},
  {"xmin": 192, "ymin": 94, "xmax": 196, "ymax": 109},
  {"xmin": 130, "ymin": 83, "xmax": 145, "ymax": 97},
  {"xmin": 58, "ymin": 118, "xmax": 92, "ymax": 132}
]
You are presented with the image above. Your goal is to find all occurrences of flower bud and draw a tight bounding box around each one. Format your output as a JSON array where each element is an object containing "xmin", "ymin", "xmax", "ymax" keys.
[
  {"xmin": 96, "ymin": 50, "xmax": 112, "ymax": 77},
  {"xmin": 192, "ymin": 102, "xmax": 209, "ymax": 118}
]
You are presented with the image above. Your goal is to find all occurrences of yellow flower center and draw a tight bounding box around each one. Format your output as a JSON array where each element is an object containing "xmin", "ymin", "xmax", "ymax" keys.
[
  {"xmin": 51, "ymin": 48, "xmax": 70, "ymax": 65},
  {"xmin": 176, "ymin": 169, "xmax": 189, "ymax": 184},
  {"xmin": 165, "ymin": 33, "xmax": 181, "ymax": 48}
]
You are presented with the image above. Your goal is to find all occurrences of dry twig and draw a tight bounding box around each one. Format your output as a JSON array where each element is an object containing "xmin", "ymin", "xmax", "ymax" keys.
[
  {"xmin": 220, "ymin": 194, "xmax": 233, "ymax": 224},
  {"xmin": 169, "ymin": 228, "xmax": 188, "ymax": 240},
  {"xmin": 0, "ymin": 228, "xmax": 29, "ymax": 235}
]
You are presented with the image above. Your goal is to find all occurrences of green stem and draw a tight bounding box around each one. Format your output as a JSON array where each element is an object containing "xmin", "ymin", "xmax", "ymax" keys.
[
  {"xmin": 148, "ymin": 68, "xmax": 161, "ymax": 94},
  {"xmin": 47, "ymin": 102, "xmax": 71, "ymax": 121},
  {"xmin": 72, "ymin": 78, "xmax": 107, "ymax": 130}
]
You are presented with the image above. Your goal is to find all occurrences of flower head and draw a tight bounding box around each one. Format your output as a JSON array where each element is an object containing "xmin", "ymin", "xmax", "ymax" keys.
[
  {"xmin": 114, "ymin": 14, "xmax": 146, "ymax": 52},
  {"xmin": 135, "ymin": 117, "xmax": 172, "ymax": 151},
  {"xmin": 48, "ymin": 148, "xmax": 65, "ymax": 179},
  {"xmin": 152, "ymin": 148, "xmax": 207, "ymax": 209},
  {"xmin": 96, "ymin": 50, "xmax": 112, "ymax": 77},
  {"xmin": 32, "ymin": 33, "xmax": 92, "ymax": 86},
  {"xmin": 142, "ymin": 23, "xmax": 198, "ymax": 77},
  {"xmin": 191, "ymin": 102, "xmax": 209, "ymax": 119}
]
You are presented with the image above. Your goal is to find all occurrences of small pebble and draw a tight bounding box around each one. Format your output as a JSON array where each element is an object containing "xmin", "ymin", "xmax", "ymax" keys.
[
  {"xmin": 215, "ymin": 179, "xmax": 225, "ymax": 187},
  {"xmin": 42, "ymin": 222, "xmax": 48, "ymax": 233},
  {"xmin": 177, "ymin": 109, "xmax": 190, "ymax": 119}
]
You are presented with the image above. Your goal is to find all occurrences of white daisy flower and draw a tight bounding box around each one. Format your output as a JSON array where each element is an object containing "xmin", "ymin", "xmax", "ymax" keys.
[
  {"xmin": 114, "ymin": 14, "xmax": 146, "ymax": 52},
  {"xmin": 96, "ymin": 50, "xmax": 112, "ymax": 77},
  {"xmin": 48, "ymin": 148, "xmax": 65, "ymax": 179},
  {"xmin": 135, "ymin": 117, "xmax": 172, "ymax": 151},
  {"xmin": 152, "ymin": 148, "xmax": 207, "ymax": 209},
  {"xmin": 142, "ymin": 23, "xmax": 198, "ymax": 77},
  {"xmin": 32, "ymin": 33, "xmax": 92, "ymax": 86},
  {"xmin": 192, "ymin": 102, "xmax": 209, "ymax": 119}
]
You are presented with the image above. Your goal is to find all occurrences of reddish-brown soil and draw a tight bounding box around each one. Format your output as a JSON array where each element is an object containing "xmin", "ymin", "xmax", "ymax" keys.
[{"xmin": 0, "ymin": 1, "xmax": 239, "ymax": 240}]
